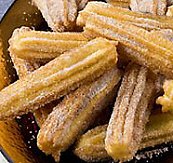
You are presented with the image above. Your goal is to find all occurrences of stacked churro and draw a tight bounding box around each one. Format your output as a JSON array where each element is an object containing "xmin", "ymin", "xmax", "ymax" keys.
[
  {"xmin": 37, "ymin": 67, "xmax": 121, "ymax": 161},
  {"xmin": 1, "ymin": 0, "xmax": 173, "ymax": 162},
  {"xmin": 80, "ymin": 14, "xmax": 173, "ymax": 78},
  {"xmin": 32, "ymin": 0, "xmax": 88, "ymax": 32},
  {"xmin": 0, "ymin": 37, "xmax": 117, "ymax": 120},
  {"xmin": 9, "ymin": 27, "xmax": 88, "ymax": 60},
  {"xmin": 105, "ymin": 64, "xmax": 156, "ymax": 161},
  {"xmin": 77, "ymin": 2, "xmax": 173, "ymax": 30}
]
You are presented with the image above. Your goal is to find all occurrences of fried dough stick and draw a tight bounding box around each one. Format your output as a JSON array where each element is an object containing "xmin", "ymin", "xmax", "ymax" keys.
[
  {"xmin": 77, "ymin": 2, "xmax": 173, "ymax": 30},
  {"xmin": 105, "ymin": 64, "xmax": 156, "ymax": 161},
  {"xmin": 37, "ymin": 67, "xmax": 121, "ymax": 161},
  {"xmin": 0, "ymin": 38, "xmax": 117, "ymax": 120},
  {"xmin": 83, "ymin": 14, "xmax": 173, "ymax": 78},
  {"xmin": 9, "ymin": 27, "xmax": 88, "ymax": 60}
]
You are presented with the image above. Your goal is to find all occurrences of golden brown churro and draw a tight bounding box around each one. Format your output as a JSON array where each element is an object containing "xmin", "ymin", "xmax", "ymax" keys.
[
  {"xmin": 37, "ymin": 67, "xmax": 121, "ymax": 161},
  {"xmin": 157, "ymin": 80, "xmax": 173, "ymax": 112},
  {"xmin": 74, "ymin": 111, "xmax": 173, "ymax": 162},
  {"xmin": 9, "ymin": 27, "xmax": 88, "ymax": 60},
  {"xmin": 106, "ymin": 0, "xmax": 130, "ymax": 8},
  {"xmin": 130, "ymin": 0, "xmax": 167, "ymax": 15},
  {"xmin": 32, "ymin": 0, "xmax": 78, "ymax": 31},
  {"xmin": 105, "ymin": 64, "xmax": 156, "ymax": 161},
  {"xmin": 77, "ymin": 2, "xmax": 173, "ymax": 30},
  {"xmin": 0, "ymin": 38, "xmax": 117, "ymax": 120},
  {"xmin": 83, "ymin": 14, "xmax": 173, "ymax": 78}
]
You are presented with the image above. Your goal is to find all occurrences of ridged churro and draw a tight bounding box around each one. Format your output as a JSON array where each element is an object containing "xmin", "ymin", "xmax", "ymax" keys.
[
  {"xmin": 0, "ymin": 38, "xmax": 117, "ymax": 120},
  {"xmin": 37, "ymin": 67, "xmax": 121, "ymax": 162},
  {"xmin": 157, "ymin": 80, "xmax": 173, "ymax": 112},
  {"xmin": 106, "ymin": 0, "xmax": 130, "ymax": 8},
  {"xmin": 130, "ymin": 0, "xmax": 167, "ymax": 15},
  {"xmin": 105, "ymin": 64, "xmax": 156, "ymax": 161},
  {"xmin": 9, "ymin": 27, "xmax": 88, "ymax": 60},
  {"xmin": 74, "ymin": 111, "xmax": 173, "ymax": 162},
  {"xmin": 77, "ymin": 1, "xmax": 173, "ymax": 30},
  {"xmin": 32, "ymin": 0, "xmax": 78, "ymax": 31},
  {"xmin": 83, "ymin": 14, "xmax": 173, "ymax": 78}
]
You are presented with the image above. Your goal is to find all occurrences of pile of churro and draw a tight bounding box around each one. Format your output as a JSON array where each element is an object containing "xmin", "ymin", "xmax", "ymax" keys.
[{"xmin": 1, "ymin": 0, "xmax": 173, "ymax": 162}]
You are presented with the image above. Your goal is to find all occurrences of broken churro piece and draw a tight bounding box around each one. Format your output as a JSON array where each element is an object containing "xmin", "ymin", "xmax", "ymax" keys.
[
  {"xmin": 0, "ymin": 38, "xmax": 117, "ymax": 120},
  {"xmin": 157, "ymin": 80, "xmax": 173, "ymax": 112},
  {"xmin": 37, "ymin": 67, "xmax": 121, "ymax": 162},
  {"xmin": 130, "ymin": 0, "xmax": 167, "ymax": 15},
  {"xmin": 32, "ymin": 0, "xmax": 78, "ymax": 31},
  {"xmin": 105, "ymin": 64, "xmax": 156, "ymax": 161},
  {"xmin": 77, "ymin": 2, "xmax": 173, "ymax": 30},
  {"xmin": 9, "ymin": 27, "xmax": 88, "ymax": 60},
  {"xmin": 74, "ymin": 111, "xmax": 173, "ymax": 162},
  {"xmin": 83, "ymin": 14, "xmax": 173, "ymax": 78}
]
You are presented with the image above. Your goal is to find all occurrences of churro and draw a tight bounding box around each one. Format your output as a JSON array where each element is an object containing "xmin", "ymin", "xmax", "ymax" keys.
[
  {"xmin": 32, "ymin": 0, "xmax": 78, "ymax": 31},
  {"xmin": 37, "ymin": 67, "xmax": 121, "ymax": 162},
  {"xmin": 130, "ymin": 0, "xmax": 167, "ymax": 15},
  {"xmin": 74, "ymin": 111, "xmax": 173, "ymax": 162},
  {"xmin": 0, "ymin": 38, "xmax": 117, "ymax": 120},
  {"xmin": 157, "ymin": 80, "xmax": 173, "ymax": 112},
  {"xmin": 77, "ymin": 1, "xmax": 173, "ymax": 30},
  {"xmin": 9, "ymin": 27, "xmax": 88, "ymax": 60},
  {"xmin": 83, "ymin": 14, "xmax": 173, "ymax": 78},
  {"xmin": 106, "ymin": 0, "xmax": 130, "ymax": 8},
  {"xmin": 105, "ymin": 64, "xmax": 156, "ymax": 161}
]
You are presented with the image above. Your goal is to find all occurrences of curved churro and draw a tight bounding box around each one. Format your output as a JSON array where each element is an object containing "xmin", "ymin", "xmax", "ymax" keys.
[
  {"xmin": 0, "ymin": 38, "xmax": 117, "ymax": 121},
  {"xmin": 105, "ymin": 64, "xmax": 156, "ymax": 161},
  {"xmin": 9, "ymin": 27, "xmax": 88, "ymax": 60},
  {"xmin": 37, "ymin": 67, "xmax": 121, "ymax": 162},
  {"xmin": 74, "ymin": 111, "xmax": 173, "ymax": 162}
]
